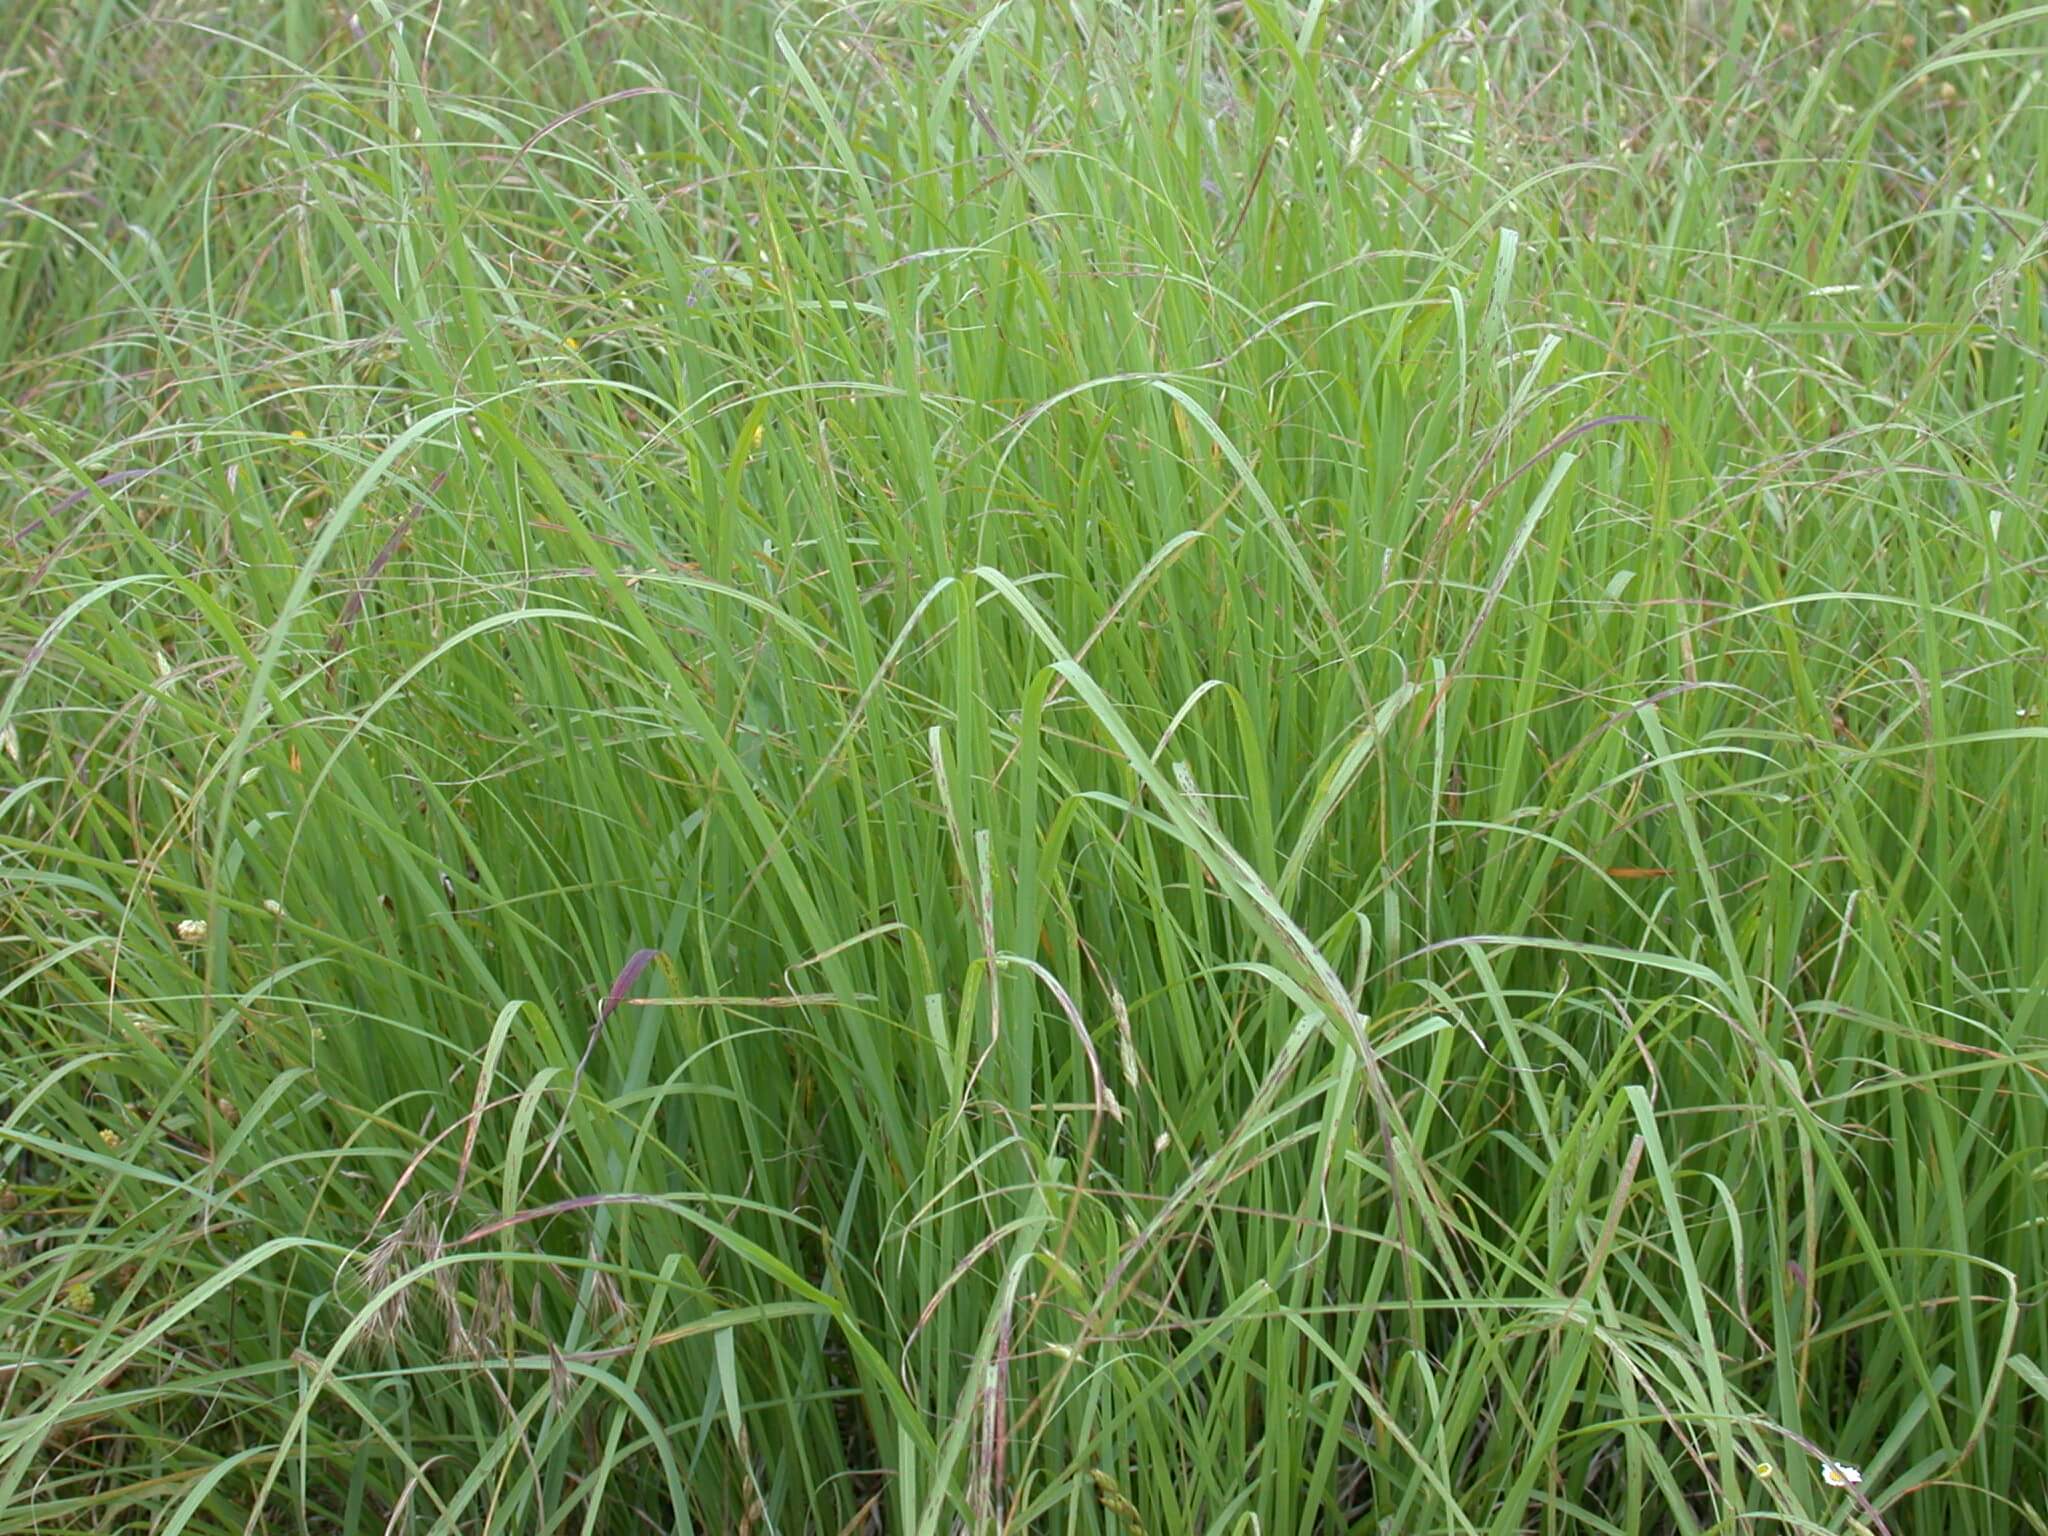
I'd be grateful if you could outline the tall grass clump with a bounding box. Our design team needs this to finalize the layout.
[3,0,2046,1530]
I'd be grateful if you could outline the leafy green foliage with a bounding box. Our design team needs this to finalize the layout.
[2,1,2045,1531]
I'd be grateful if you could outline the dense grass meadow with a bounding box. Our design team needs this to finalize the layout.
[5,0,2048,1530]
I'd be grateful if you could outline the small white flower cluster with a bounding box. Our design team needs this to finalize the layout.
[1818,1457,1863,1489]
